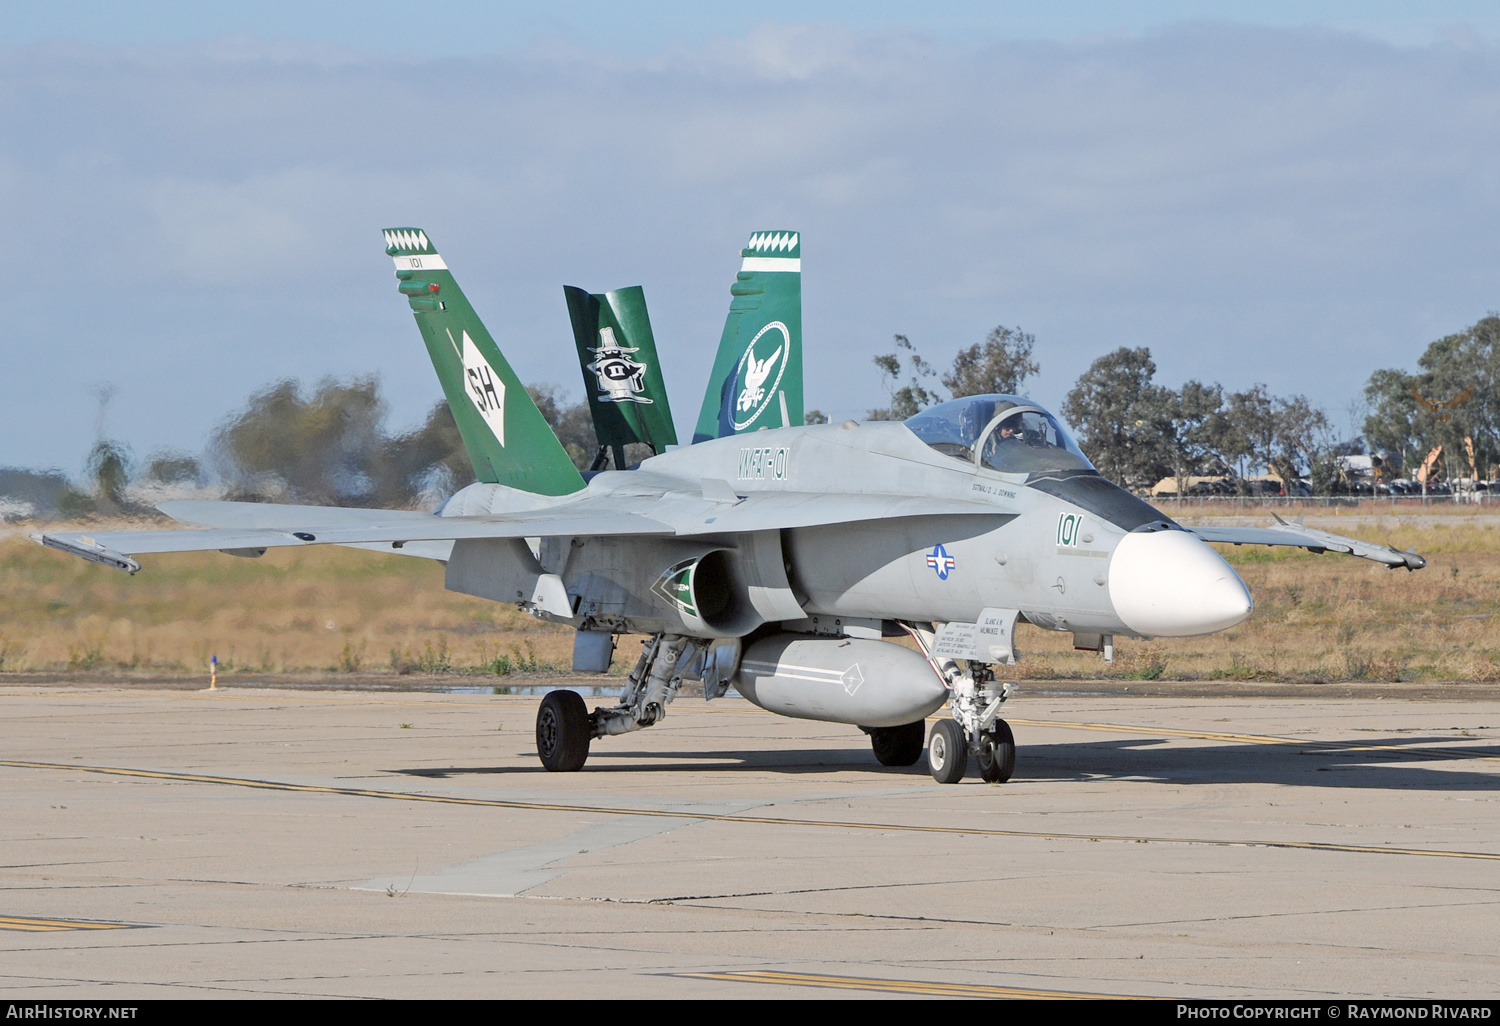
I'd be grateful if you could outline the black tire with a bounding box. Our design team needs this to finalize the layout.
[927,719,968,784]
[536,690,590,772]
[869,721,926,767]
[976,718,1016,783]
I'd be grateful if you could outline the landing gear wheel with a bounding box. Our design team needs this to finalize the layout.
[928,719,968,784]
[868,721,925,767]
[536,690,590,772]
[976,718,1016,783]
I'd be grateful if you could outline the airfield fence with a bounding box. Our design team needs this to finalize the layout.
[1143,493,1497,511]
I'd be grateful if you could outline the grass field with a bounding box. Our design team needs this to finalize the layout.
[1029,513,1500,683]
[3,507,1497,683]
[0,530,578,679]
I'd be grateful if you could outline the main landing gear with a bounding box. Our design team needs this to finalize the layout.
[535,632,715,772]
[864,721,926,767]
[535,690,590,772]
[928,660,1015,785]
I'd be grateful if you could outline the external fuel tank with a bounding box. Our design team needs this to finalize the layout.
[734,634,948,728]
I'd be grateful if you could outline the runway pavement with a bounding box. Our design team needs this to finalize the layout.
[1,682,1497,999]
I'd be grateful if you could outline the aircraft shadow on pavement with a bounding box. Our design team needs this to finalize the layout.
[388,748,916,778]
[1019,736,1500,791]
[387,735,1498,789]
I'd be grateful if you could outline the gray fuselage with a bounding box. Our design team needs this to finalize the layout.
[440,412,1252,642]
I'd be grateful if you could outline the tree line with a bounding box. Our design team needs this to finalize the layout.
[6,313,1495,518]
[871,314,1500,495]
[1362,315,1500,487]
[28,380,601,516]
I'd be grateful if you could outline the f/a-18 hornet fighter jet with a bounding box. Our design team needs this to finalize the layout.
[35,228,1426,784]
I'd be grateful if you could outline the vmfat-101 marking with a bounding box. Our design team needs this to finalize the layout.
[738,446,789,481]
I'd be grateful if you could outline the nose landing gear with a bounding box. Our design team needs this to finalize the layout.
[927,718,968,783]
[973,718,1016,783]
[927,661,1015,785]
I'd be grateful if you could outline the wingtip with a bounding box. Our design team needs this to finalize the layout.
[1389,544,1427,571]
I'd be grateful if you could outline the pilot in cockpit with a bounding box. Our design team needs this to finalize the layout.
[957,399,999,448]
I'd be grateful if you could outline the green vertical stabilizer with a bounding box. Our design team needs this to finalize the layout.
[692,230,803,443]
[563,285,678,467]
[382,228,585,496]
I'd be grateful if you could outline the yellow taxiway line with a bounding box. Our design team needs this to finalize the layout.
[4,759,1498,863]
[678,969,1131,998]
[0,915,135,932]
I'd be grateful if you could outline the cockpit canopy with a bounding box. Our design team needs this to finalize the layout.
[905,394,1094,474]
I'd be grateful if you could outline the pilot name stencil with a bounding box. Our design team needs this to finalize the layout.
[738,446,789,481]
[971,481,1017,500]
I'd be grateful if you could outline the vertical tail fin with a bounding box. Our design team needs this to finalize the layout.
[563,285,678,468]
[383,228,585,496]
[692,231,804,443]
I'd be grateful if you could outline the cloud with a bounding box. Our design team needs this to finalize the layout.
[150,172,320,282]
[2,23,1499,469]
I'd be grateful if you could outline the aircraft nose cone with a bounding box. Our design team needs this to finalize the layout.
[1107,529,1252,637]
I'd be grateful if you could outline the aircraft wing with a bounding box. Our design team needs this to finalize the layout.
[34,493,1013,574]
[32,509,675,574]
[1186,516,1426,570]
[159,493,1008,537]
[159,500,437,530]
[648,490,1008,534]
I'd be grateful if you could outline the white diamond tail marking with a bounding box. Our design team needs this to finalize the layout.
[461,331,506,446]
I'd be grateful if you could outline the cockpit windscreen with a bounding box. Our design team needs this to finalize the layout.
[905,395,1094,473]
[979,408,1093,473]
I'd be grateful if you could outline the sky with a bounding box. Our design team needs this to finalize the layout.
[3,3,1499,472]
